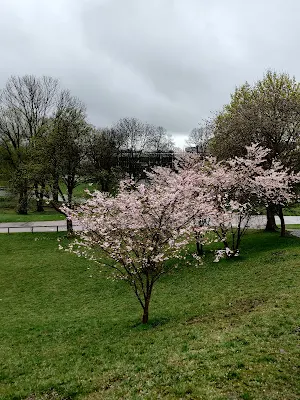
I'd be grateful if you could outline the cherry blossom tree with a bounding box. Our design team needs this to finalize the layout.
[182,144,300,259]
[62,167,212,323]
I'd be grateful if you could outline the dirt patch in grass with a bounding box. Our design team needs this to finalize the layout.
[186,297,265,325]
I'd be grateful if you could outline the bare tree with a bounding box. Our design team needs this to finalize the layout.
[2,75,58,140]
[186,124,212,155]
[146,126,175,152]
[0,75,59,214]
[113,117,148,151]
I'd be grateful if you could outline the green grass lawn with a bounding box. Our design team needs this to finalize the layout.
[0,208,65,223]
[286,224,300,230]
[0,232,300,399]
[0,195,64,223]
[59,182,93,199]
[0,192,66,223]
[0,183,92,223]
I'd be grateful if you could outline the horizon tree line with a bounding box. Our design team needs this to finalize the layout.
[0,75,177,216]
[1,70,300,234]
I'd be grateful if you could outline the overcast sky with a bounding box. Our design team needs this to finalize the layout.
[1,0,299,148]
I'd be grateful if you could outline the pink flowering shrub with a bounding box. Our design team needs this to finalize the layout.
[182,144,300,257]
[62,167,212,323]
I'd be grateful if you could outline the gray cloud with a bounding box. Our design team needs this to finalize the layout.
[0,0,300,147]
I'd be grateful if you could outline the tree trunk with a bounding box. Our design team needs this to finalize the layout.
[265,204,278,231]
[277,206,286,237]
[58,186,66,202]
[67,218,74,237]
[52,175,59,202]
[142,296,150,324]
[36,198,44,212]
[17,183,28,215]
[196,236,203,256]
[34,183,45,212]
[67,187,73,208]
[50,200,74,237]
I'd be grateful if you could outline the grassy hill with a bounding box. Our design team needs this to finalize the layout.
[0,231,299,399]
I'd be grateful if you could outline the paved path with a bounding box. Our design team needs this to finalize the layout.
[288,229,300,238]
[0,220,74,233]
[0,215,300,234]
[247,215,300,227]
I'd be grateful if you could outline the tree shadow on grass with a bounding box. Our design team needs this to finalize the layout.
[131,316,171,330]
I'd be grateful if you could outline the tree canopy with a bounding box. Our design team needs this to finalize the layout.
[211,70,300,169]
[210,70,300,231]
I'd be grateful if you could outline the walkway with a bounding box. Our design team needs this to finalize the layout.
[0,216,300,234]
[0,220,70,233]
